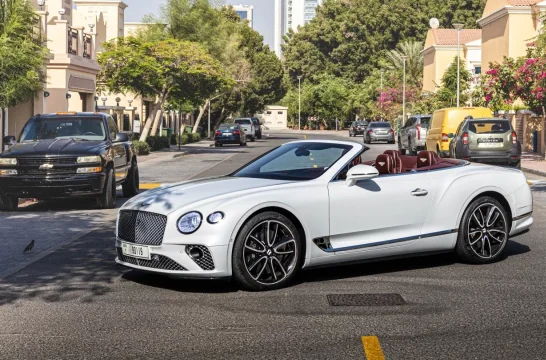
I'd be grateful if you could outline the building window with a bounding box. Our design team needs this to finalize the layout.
[474,66,482,75]
[267,111,272,114]
[278,111,283,114]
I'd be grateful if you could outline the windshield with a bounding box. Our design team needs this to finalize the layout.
[420,117,431,128]
[469,120,511,134]
[219,124,238,130]
[355,121,367,126]
[233,142,352,181]
[369,122,391,128]
[19,117,107,142]
[234,119,251,125]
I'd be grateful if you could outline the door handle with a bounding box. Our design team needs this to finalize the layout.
[411,188,428,196]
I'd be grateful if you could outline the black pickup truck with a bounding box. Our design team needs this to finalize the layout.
[0,112,139,211]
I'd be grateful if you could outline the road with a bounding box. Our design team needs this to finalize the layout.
[1,131,545,359]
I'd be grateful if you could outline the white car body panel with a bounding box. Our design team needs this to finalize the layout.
[115,140,533,279]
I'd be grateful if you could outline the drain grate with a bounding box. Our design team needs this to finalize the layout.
[327,293,406,306]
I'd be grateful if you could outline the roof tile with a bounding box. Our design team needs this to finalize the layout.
[431,29,482,46]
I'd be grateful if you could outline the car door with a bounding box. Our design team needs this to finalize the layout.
[328,172,433,251]
[107,117,127,181]
[450,122,465,158]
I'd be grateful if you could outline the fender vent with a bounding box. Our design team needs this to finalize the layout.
[313,237,332,251]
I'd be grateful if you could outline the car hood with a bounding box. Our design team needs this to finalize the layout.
[1,139,106,157]
[122,176,294,215]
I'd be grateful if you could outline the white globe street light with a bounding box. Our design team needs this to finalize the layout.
[37,0,45,10]
[58,8,66,20]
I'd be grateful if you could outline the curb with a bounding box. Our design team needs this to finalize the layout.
[522,166,546,177]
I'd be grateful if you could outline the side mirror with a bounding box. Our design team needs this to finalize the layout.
[346,165,379,187]
[113,132,129,142]
[3,136,16,146]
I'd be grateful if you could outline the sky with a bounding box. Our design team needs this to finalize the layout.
[123,0,276,50]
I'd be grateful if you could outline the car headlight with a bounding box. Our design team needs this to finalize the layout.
[0,169,17,176]
[77,155,101,163]
[207,212,224,224]
[177,212,202,234]
[0,158,17,165]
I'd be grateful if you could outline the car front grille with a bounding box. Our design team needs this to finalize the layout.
[117,210,167,246]
[18,157,78,166]
[116,248,187,271]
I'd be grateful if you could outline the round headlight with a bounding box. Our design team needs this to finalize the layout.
[177,212,202,234]
[207,212,224,224]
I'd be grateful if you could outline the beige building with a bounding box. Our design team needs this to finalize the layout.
[422,29,482,93]
[477,0,546,72]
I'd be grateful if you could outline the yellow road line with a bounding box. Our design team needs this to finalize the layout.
[362,336,385,360]
[304,135,307,139]
[139,183,162,190]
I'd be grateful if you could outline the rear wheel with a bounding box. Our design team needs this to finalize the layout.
[455,196,509,264]
[512,160,521,169]
[97,168,116,209]
[122,160,139,198]
[0,196,18,211]
[250,136,256,142]
[232,211,301,291]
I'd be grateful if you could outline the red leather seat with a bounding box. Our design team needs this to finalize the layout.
[375,154,394,174]
[416,150,438,168]
[383,150,402,173]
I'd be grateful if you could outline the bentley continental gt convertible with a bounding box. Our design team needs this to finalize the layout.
[115,141,533,290]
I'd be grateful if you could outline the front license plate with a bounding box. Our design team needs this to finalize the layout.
[121,242,150,260]
[478,142,503,148]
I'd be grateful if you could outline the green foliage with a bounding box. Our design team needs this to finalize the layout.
[437,57,472,106]
[384,41,424,87]
[0,0,49,108]
[145,136,170,151]
[171,132,201,145]
[133,140,151,155]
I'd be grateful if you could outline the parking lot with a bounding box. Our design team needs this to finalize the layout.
[1,131,546,359]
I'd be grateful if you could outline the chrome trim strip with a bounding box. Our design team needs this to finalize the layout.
[513,211,533,222]
[322,229,458,253]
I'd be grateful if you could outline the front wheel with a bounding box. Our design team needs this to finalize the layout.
[0,196,18,211]
[455,196,509,264]
[97,168,116,209]
[232,211,301,291]
[122,161,139,197]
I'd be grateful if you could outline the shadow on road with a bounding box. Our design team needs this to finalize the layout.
[122,271,237,294]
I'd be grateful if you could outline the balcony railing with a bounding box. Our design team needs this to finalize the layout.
[68,27,78,55]
[83,33,92,59]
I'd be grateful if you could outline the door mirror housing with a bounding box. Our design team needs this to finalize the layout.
[3,136,16,146]
[345,165,379,187]
[113,132,129,143]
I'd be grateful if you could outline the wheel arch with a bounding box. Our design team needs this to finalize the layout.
[456,189,513,230]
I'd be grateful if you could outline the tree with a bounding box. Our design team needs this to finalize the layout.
[0,0,49,110]
[437,57,472,106]
[384,41,424,87]
[98,37,231,141]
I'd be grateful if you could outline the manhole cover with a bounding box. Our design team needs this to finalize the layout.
[327,294,406,306]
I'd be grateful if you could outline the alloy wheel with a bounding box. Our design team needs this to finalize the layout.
[243,220,298,285]
[467,203,508,259]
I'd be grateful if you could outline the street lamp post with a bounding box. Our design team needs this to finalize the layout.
[454,23,464,108]
[401,55,408,126]
[297,75,302,130]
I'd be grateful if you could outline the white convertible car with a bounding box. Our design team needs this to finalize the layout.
[115,140,533,290]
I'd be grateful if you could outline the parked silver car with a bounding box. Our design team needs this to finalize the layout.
[364,121,395,144]
[398,114,431,155]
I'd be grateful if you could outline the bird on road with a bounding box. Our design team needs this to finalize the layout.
[23,240,35,253]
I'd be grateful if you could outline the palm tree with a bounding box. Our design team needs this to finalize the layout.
[385,41,424,87]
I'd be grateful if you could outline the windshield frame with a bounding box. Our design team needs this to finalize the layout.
[18,116,108,142]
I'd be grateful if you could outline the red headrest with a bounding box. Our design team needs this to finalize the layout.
[384,150,402,173]
[383,150,401,161]
[375,154,394,174]
[416,150,438,168]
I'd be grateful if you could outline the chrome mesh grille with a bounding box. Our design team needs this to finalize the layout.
[117,248,187,271]
[18,157,78,166]
[188,245,215,270]
[117,210,167,246]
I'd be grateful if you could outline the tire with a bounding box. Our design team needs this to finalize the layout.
[122,160,139,198]
[455,196,509,264]
[398,139,406,155]
[257,133,262,139]
[214,143,219,147]
[250,136,256,142]
[97,168,116,209]
[232,211,302,291]
[240,141,245,146]
[0,196,18,211]
[513,160,521,169]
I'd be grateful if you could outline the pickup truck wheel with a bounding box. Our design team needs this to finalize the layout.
[97,168,116,209]
[122,161,140,198]
[0,196,18,211]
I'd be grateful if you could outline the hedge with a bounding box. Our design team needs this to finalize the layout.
[145,136,170,151]
[170,133,201,146]
[133,140,150,155]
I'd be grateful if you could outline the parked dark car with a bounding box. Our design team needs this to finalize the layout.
[448,117,521,168]
[364,122,395,144]
[349,120,369,137]
[0,112,139,211]
[215,123,247,147]
[250,117,262,139]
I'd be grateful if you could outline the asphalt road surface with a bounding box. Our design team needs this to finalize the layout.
[1,131,545,360]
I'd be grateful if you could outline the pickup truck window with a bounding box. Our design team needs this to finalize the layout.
[19,116,107,142]
[234,119,252,125]
[107,117,117,140]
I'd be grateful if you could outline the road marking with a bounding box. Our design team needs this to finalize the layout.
[304,135,307,139]
[361,336,385,360]
[139,183,163,190]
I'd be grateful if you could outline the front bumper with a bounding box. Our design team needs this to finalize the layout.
[458,147,520,165]
[0,173,106,198]
[115,239,231,278]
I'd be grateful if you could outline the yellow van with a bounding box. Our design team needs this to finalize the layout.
[426,107,493,157]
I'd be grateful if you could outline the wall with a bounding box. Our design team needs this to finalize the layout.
[423,51,436,92]
[262,107,288,129]
[525,116,544,153]
[434,48,459,88]
[480,14,509,72]
[7,101,34,138]
[508,13,537,58]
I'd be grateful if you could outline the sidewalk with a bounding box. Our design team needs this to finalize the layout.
[521,158,546,177]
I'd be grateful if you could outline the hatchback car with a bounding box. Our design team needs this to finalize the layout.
[448,118,521,168]
[214,123,247,147]
[349,121,368,137]
[364,122,395,144]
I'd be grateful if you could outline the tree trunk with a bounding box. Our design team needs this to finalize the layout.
[150,89,170,137]
[192,99,209,133]
[139,102,160,142]
[211,106,226,130]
